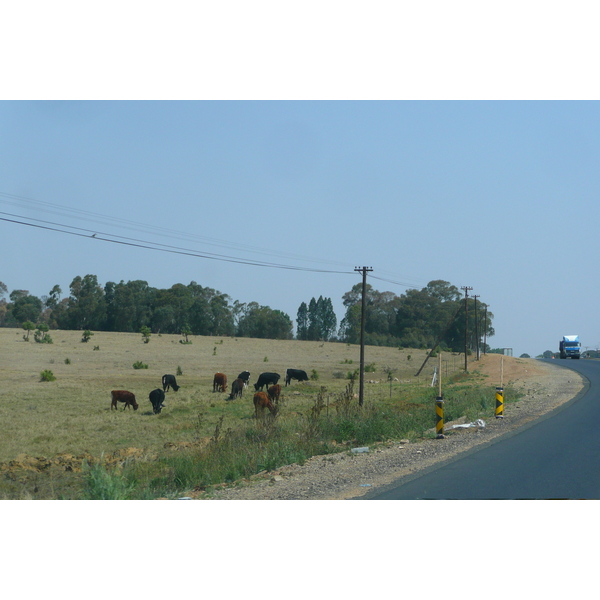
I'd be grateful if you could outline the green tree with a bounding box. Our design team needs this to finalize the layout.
[140,325,151,343]
[296,301,308,340]
[11,293,43,325]
[105,280,155,333]
[302,296,337,341]
[34,323,53,344]
[22,320,36,341]
[63,275,106,330]
[236,302,293,340]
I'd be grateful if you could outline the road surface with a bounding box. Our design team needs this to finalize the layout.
[364,359,600,499]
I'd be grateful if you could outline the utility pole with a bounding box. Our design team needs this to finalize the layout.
[461,286,473,372]
[355,266,373,407]
[473,295,480,361]
[483,306,487,355]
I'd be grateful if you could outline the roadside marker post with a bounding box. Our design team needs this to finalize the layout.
[495,356,504,418]
[435,352,445,439]
[495,387,504,418]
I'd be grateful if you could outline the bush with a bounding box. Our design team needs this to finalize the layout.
[40,369,56,382]
[64,358,71,365]
[140,326,151,344]
[133,361,148,370]
[81,330,94,343]
[176,365,183,376]
[34,324,53,344]
[310,369,319,381]
[83,460,134,500]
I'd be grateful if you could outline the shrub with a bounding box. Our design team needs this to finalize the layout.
[176,365,183,376]
[364,362,377,373]
[34,324,53,344]
[40,369,56,382]
[310,369,319,381]
[81,330,94,343]
[93,345,100,351]
[64,358,71,365]
[133,361,148,370]
[140,326,151,344]
[83,460,134,500]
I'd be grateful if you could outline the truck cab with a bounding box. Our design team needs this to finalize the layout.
[559,335,581,359]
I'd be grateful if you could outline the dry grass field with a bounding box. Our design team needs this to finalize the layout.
[0,327,464,471]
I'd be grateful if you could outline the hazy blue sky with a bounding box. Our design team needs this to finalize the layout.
[1,100,599,357]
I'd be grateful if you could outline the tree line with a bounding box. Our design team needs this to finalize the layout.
[0,276,494,351]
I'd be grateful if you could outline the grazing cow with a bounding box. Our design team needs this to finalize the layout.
[267,384,281,404]
[162,374,180,392]
[110,390,139,411]
[253,391,278,419]
[149,388,166,414]
[237,371,251,388]
[228,378,244,401]
[213,372,227,392]
[285,368,309,386]
[253,372,280,391]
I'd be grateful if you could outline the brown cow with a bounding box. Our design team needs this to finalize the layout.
[253,391,278,419]
[228,378,244,401]
[213,372,227,392]
[110,390,139,411]
[267,384,281,404]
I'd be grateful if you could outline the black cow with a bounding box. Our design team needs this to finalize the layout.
[254,372,280,391]
[285,368,309,386]
[237,371,251,388]
[149,388,166,414]
[228,378,244,401]
[162,374,180,392]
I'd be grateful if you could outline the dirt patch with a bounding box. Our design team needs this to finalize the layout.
[0,446,153,475]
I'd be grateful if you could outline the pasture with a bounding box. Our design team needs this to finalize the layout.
[0,328,452,459]
[0,327,477,498]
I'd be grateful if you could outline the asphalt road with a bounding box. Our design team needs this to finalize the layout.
[363,359,600,500]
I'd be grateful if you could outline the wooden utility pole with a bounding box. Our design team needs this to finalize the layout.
[461,286,473,372]
[473,295,480,360]
[355,266,373,407]
[483,306,488,355]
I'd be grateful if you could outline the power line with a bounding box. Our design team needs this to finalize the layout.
[0,192,424,288]
[0,191,353,270]
[0,213,355,274]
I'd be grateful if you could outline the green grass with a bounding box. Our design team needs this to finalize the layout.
[0,327,523,499]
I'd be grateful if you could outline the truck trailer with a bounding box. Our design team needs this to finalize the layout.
[559,335,581,359]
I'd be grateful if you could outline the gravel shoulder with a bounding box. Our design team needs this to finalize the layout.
[196,357,585,500]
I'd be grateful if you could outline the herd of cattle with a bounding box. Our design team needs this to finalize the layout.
[110,368,310,418]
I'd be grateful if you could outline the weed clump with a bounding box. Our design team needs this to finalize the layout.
[40,370,56,382]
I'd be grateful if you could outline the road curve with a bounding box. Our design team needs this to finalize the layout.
[363,359,600,500]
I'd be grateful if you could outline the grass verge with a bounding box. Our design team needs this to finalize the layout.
[99,377,521,499]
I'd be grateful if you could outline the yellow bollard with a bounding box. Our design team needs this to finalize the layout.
[495,386,504,418]
[435,396,445,438]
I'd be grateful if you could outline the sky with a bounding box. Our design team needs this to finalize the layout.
[2,100,599,357]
